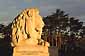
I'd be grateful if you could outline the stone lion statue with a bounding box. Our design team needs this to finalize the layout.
[11,8,45,47]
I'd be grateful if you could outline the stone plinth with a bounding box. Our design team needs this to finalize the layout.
[13,45,49,56]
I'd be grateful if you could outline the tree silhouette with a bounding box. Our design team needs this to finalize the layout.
[0,24,5,33]
[43,9,69,47]
[43,9,84,48]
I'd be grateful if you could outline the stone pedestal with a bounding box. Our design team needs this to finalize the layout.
[13,45,49,56]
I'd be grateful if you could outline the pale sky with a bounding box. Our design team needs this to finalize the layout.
[0,0,85,25]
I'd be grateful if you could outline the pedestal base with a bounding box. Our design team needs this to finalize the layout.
[13,45,49,56]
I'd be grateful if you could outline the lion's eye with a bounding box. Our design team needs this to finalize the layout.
[35,28,39,32]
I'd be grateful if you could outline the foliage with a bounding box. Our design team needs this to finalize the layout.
[43,9,84,38]
[43,9,85,48]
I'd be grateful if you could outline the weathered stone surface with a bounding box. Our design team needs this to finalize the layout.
[13,45,49,56]
[11,8,49,56]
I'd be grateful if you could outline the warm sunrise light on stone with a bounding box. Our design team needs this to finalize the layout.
[11,8,49,56]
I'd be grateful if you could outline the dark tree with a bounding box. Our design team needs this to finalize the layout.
[43,9,84,47]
